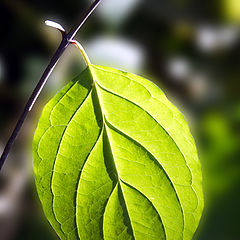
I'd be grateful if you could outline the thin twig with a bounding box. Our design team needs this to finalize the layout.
[0,0,103,170]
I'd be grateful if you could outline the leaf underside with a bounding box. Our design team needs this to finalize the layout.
[33,65,203,240]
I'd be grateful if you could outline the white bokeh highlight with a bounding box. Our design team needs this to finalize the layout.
[96,0,141,26]
[85,36,144,73]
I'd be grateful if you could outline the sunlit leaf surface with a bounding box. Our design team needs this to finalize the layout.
[33,65,203,240]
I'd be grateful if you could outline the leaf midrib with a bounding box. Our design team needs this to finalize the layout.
[90,71,167,239]
[88,77,136,239]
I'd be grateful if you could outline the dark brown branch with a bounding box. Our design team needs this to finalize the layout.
[0,0,103,170]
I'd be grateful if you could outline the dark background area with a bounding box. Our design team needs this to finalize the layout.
[0,0,240,239]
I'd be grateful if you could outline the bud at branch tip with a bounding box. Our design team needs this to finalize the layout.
[45,20,66,34]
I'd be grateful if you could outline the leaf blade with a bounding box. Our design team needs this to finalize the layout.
[91,65,203,238]
[33,65,203,240]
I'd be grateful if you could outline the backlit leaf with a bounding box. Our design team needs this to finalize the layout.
[33,64,203,240]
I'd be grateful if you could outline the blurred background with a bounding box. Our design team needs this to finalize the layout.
[0,0,240,239]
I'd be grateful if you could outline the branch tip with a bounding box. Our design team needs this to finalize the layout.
[45,20,66,33]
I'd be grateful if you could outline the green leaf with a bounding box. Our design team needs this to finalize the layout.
[33,64,203,240]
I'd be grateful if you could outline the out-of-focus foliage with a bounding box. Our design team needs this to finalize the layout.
[200,109,240,201]
[222,0,240,23]
[0,0,240,239]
